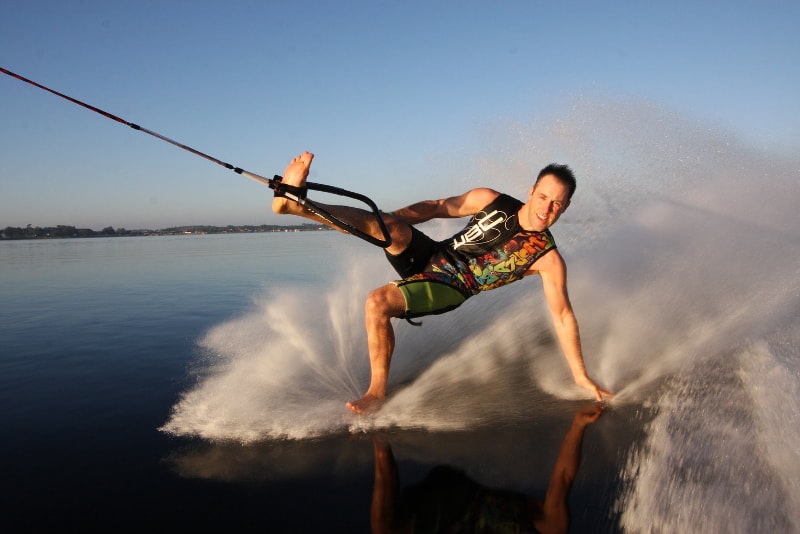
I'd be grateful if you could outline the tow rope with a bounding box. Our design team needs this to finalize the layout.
[1,66,392,248]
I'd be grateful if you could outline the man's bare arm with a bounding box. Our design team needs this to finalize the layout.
[536,405,604,534]
[536,251,613,401]
[390,188,499,225]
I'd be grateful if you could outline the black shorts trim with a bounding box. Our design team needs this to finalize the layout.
[384,226,437,278]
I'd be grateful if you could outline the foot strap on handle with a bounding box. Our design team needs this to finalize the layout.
[269,175,392,249]
[271,176,307,202]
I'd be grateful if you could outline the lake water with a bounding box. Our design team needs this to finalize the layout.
[3,103,800,532]
[0,232,625,532]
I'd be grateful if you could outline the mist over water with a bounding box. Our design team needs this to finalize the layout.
[161,99,800,531]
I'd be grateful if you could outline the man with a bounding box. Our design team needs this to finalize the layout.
[273,152,612,413]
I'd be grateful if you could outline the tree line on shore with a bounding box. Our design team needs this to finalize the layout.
[1,223,329,240]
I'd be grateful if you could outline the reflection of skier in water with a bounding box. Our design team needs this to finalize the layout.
[370,405,604,534]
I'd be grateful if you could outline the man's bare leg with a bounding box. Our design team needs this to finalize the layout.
[272,152,412,255]
[274,153,416,413]
[346,283,407,414]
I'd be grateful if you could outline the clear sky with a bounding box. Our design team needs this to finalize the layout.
[2,0,798,230]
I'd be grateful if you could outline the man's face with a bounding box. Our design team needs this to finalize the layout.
[525,174,571,231]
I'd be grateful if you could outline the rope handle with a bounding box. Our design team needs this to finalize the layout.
[270,176,393,249]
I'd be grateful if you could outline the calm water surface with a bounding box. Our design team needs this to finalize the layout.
[4,208,797,533]
[0,233,626,532]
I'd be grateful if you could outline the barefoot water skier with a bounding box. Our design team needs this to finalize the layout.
[0,68,610,412]
[273,152,613,413]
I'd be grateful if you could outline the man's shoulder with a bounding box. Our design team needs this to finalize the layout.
[468,187,502,205]
[469,189,529,214]
[453,188,503,215]
[527,247,565,276]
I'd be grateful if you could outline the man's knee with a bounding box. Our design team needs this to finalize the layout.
[381,215,414,254]
[365,285,406,319]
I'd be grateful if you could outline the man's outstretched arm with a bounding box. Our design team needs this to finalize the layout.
[536,405,604,534]
[537,251,613,401]
[390,188,499,225]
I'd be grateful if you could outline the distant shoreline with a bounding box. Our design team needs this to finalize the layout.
[0,223,331,240]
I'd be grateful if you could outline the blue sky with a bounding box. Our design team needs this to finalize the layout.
[2,0,798,229]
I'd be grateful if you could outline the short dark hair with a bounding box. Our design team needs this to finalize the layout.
[535,163,576,200]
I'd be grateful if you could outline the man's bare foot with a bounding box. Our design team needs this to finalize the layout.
[346,394,384,414]
[272,151,314,214]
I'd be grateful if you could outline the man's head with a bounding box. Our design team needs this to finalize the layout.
[535,163,576,201]
[522,163,576,232]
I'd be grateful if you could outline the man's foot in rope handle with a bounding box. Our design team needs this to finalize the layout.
[272,151,313,214]
[271,177,308,203]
